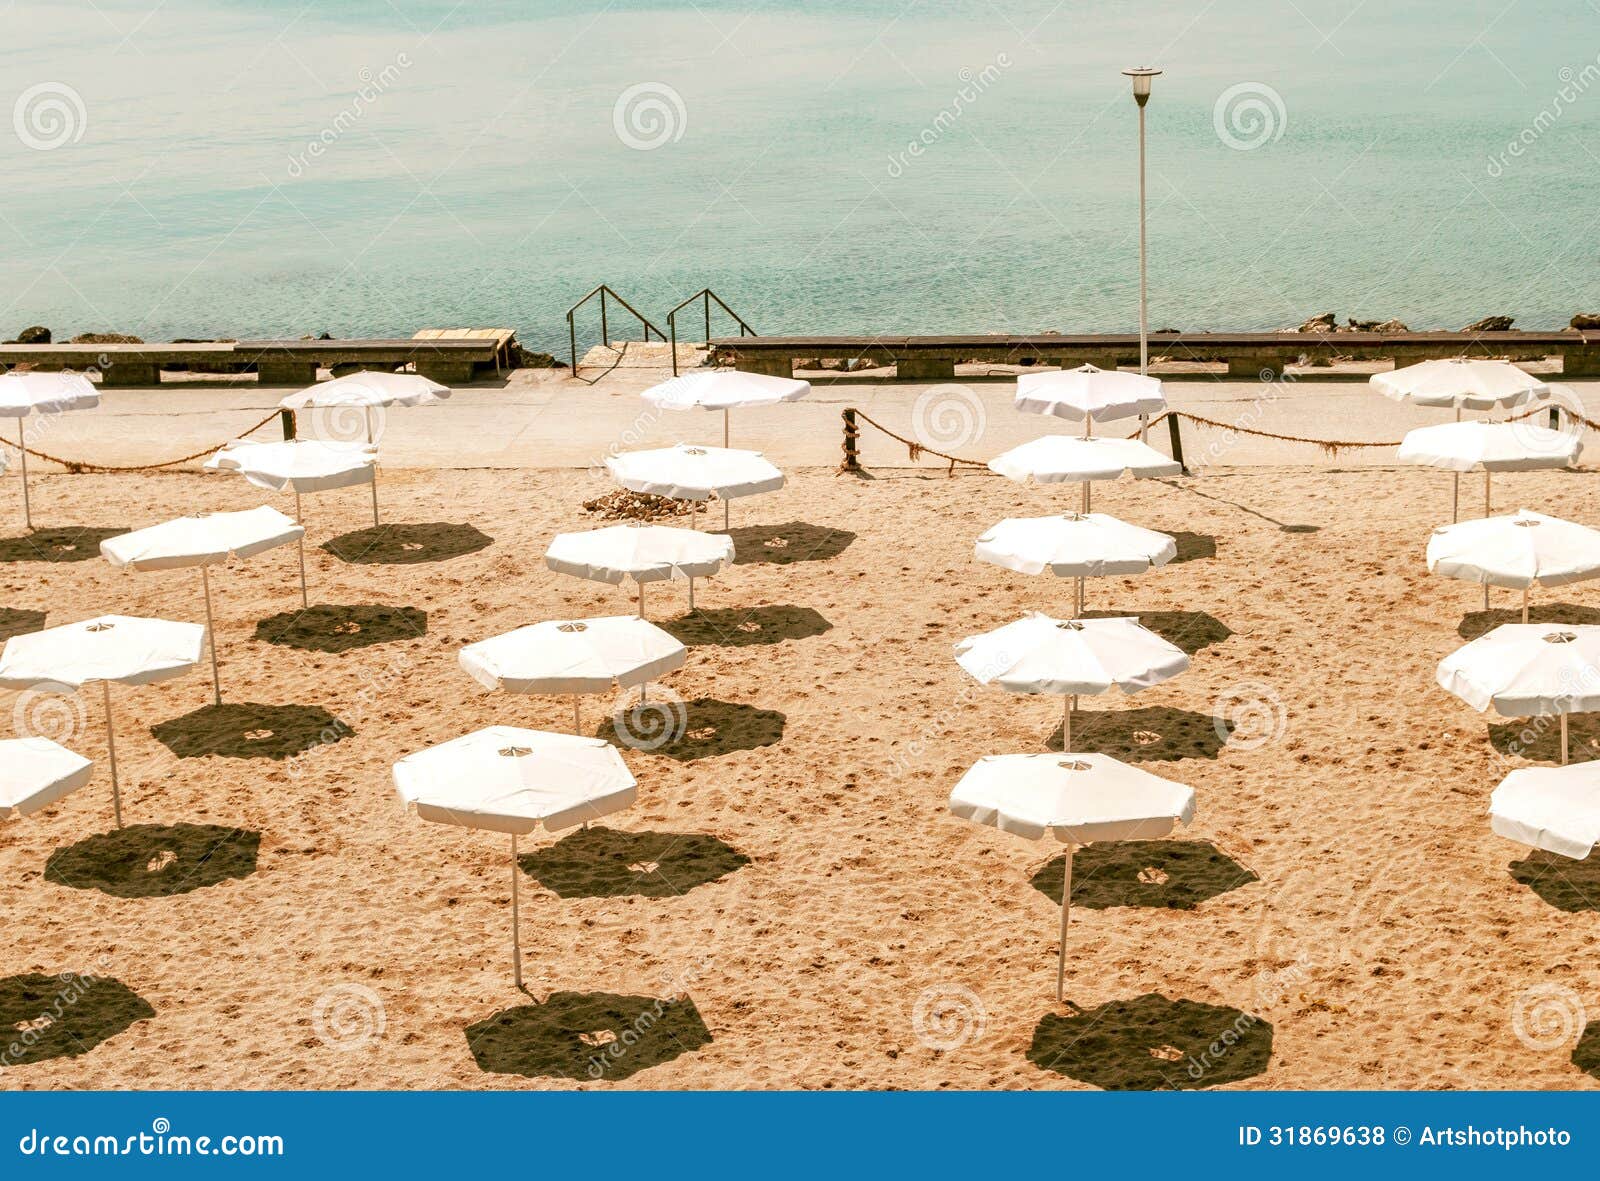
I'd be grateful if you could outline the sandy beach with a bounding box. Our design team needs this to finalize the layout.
[2,368,1598,1090]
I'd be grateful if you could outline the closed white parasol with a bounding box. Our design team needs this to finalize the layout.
[950,751,1196,999]
[0,615,205,825]
[606,443,784,530]
[640,370,810,447]
[976,511,1177,615]
[102,507,306,701]
[990,434,1181,513]
[393,726,637,987]
[0,737,94,820]
[460,615,687,735]
[1015,365,1165,430]
[955,613,1188,751]
[206,437,381,528]
[1489,761,1600,860]
[1427,511,1600,621]
[545,523,735,616]
[1437,623,1600,764]
[0,371,100,528]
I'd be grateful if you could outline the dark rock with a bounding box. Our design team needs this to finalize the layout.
[15,326,50,344]
[1373,318,1409,333]
[1293,312,1336,333]
[510,344,565,369]
[70,332,143,344]
[1462,315,1514,333]
[1572,313,1600,331]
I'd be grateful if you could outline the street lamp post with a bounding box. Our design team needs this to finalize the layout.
[1123,66,1160,443]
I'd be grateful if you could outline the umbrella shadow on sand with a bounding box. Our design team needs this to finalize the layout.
[660,605,832,648]
[1573,1022,1600,1080]
[0,607,46,641]
[600,698,785,762]
[1027,993,1273,1090]
[520,826,750,898]
[254,604,427,653]
[1167,531,1216,564]
[1052,704,1229,762]
[1486,714,1600,765]
[322,522,492,565]
[465,990,713,1081]
[1457,602,1600,641]
[0,972,154,1065]
[1508,850,1600,912]
[1030,840,1258,911]
[728,521,855,566]
[44,823,261,898]
[1081,609,1231,656]
[0,527,128,564]
[151,703,351,760]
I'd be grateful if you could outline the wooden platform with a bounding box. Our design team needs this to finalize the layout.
[712,330,1600,380]
[0,335,515,387]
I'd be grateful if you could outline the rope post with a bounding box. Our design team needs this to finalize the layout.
[1165,412,1185,471]
[841,408,862,472]
[279,409,296,441]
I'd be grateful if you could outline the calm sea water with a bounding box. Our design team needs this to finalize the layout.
[4,0,1597,357]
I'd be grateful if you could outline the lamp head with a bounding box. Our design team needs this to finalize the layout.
[1122,66,1161,106]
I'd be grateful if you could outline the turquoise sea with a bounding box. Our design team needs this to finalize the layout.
[4,0,1597,357]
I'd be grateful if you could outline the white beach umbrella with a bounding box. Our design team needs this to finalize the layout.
[206,437,382,528]
[606,443,785,531]
[393,725,637,988]
[1015,365,1165,435]
[956,613,1188,752]
[0,615,205,825]
[1427,510,1600,621]
[640,370,810,447]
[0,737,93,820]
[976,511,1177,615]
[1372,358,1547,410]
[460,615,687,734]
[950,751,1196,999]
[1437,624,1600,764]
[990,435,1181,512]
[545,523,735,615]
[101,507,307,701]
[0,371,100,528]
[1489,761,1600,860]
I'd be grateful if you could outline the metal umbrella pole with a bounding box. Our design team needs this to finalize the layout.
[1056,844,1076,1002]
[510,833,523,989]
[101,681,122,828]
[17,417,31,530]
[293,492,309,607]
[201,566,222,705]
[366,407,381,527]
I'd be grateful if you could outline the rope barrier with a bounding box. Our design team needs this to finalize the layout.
[0,410,281,474]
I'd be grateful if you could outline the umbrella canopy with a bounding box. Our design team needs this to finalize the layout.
[393,725,637,987]
[0,615,205,826]
[0,371,100,528]
[0,737,93,820]
[1014,365,1166,426]
[281,370,451,410]
[949,751,1195,999]
[976,513,1177,578]
[1438,623,1600,763]
[460,616,686,734]
[989,435,1180,510]
[1397,421,1580,473]
[1371,358,1547,410]
[545,524,735,616]
[1427,511,1600,621]
[0,371,99,417]
[101,507,303,571]
[102,507,307,704]
[641,370,809,413]
[1489,761,1600,860]
[206,438,376,493]
[607,443,784,529]
[957,613,1188,696]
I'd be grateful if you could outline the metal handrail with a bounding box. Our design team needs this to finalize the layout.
[666,288,756,375]
[566,284,666,372]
